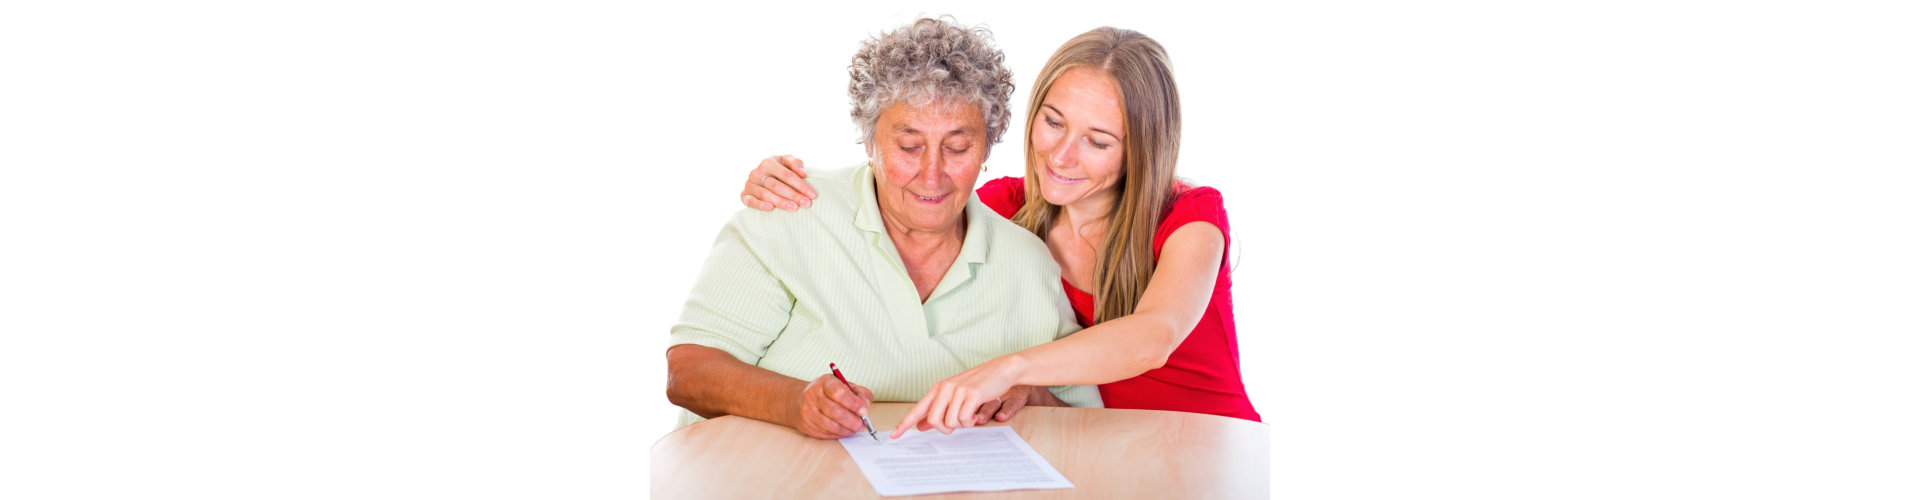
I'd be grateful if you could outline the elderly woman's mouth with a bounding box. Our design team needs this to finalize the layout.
[912,193,951,204]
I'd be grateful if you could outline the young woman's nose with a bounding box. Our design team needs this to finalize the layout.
[1048,135,1077,169]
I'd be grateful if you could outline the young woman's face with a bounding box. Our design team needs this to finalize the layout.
[1030,67,1126,209]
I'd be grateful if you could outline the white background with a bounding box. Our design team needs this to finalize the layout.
[3,1,1915,498]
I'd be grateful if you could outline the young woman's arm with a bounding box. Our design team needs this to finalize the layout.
[892,222,1226,436]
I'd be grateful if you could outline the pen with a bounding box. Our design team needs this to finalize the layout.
[829,362,879,442]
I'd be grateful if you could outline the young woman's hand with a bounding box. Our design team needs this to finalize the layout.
[890,355,1032,437]
[740,155,818,212]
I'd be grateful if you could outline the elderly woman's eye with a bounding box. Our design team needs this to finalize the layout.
[946,146,970,154]
[900,145,921,153]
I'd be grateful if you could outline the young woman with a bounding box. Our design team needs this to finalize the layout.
[740,27,1260,434]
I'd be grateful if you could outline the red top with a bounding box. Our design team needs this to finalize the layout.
[976,176,1261,422]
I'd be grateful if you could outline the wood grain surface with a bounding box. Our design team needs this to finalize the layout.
[651,403,1269,499]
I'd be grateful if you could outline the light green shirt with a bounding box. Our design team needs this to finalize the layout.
[669,164,1100,426]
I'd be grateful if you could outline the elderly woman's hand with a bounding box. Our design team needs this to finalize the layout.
[890,356,1050,437]
[971,385,1061,425]
[741,155,818,212]
[795,373,874,440]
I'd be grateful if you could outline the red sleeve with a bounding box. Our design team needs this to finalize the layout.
[1152,185,1230,267]
[974,176,1028,219]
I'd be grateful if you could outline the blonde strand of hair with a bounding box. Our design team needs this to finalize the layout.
[1013,27,1180,325]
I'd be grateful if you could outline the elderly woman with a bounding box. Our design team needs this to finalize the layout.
[665,17,1101,440]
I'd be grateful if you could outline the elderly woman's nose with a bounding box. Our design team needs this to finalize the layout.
[919,158,944,187]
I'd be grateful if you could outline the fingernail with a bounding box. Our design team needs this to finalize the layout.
[783,203,796,211]
[858,408,867,417]
[799,199,810,207]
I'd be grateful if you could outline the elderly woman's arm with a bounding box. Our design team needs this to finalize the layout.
[666,344,874,439]
[666,345,803,420]
[668,210,877,439]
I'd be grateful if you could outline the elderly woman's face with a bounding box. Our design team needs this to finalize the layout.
[1030,67,1127,209]
[871,101,987,235]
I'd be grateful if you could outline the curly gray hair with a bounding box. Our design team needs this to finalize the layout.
[848,17,1015,151]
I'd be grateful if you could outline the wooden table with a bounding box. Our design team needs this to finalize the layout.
[651,403,1269,499]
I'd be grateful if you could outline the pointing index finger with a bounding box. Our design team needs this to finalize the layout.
[891,398,931,439]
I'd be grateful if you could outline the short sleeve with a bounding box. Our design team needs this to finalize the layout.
[1153,185,1230,265]
[668,212,795,364]
[974,176,1028,219]
[1049,384,1104,408]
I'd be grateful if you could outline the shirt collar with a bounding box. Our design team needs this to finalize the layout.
[853,163,991,266]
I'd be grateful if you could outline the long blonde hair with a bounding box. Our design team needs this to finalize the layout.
[1010,27,1181,324]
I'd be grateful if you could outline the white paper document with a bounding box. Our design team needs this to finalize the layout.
[838,426,1073,496]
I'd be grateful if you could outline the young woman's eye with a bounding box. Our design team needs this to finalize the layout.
[1089,138,1110,150]
[1044,117,1062,128]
